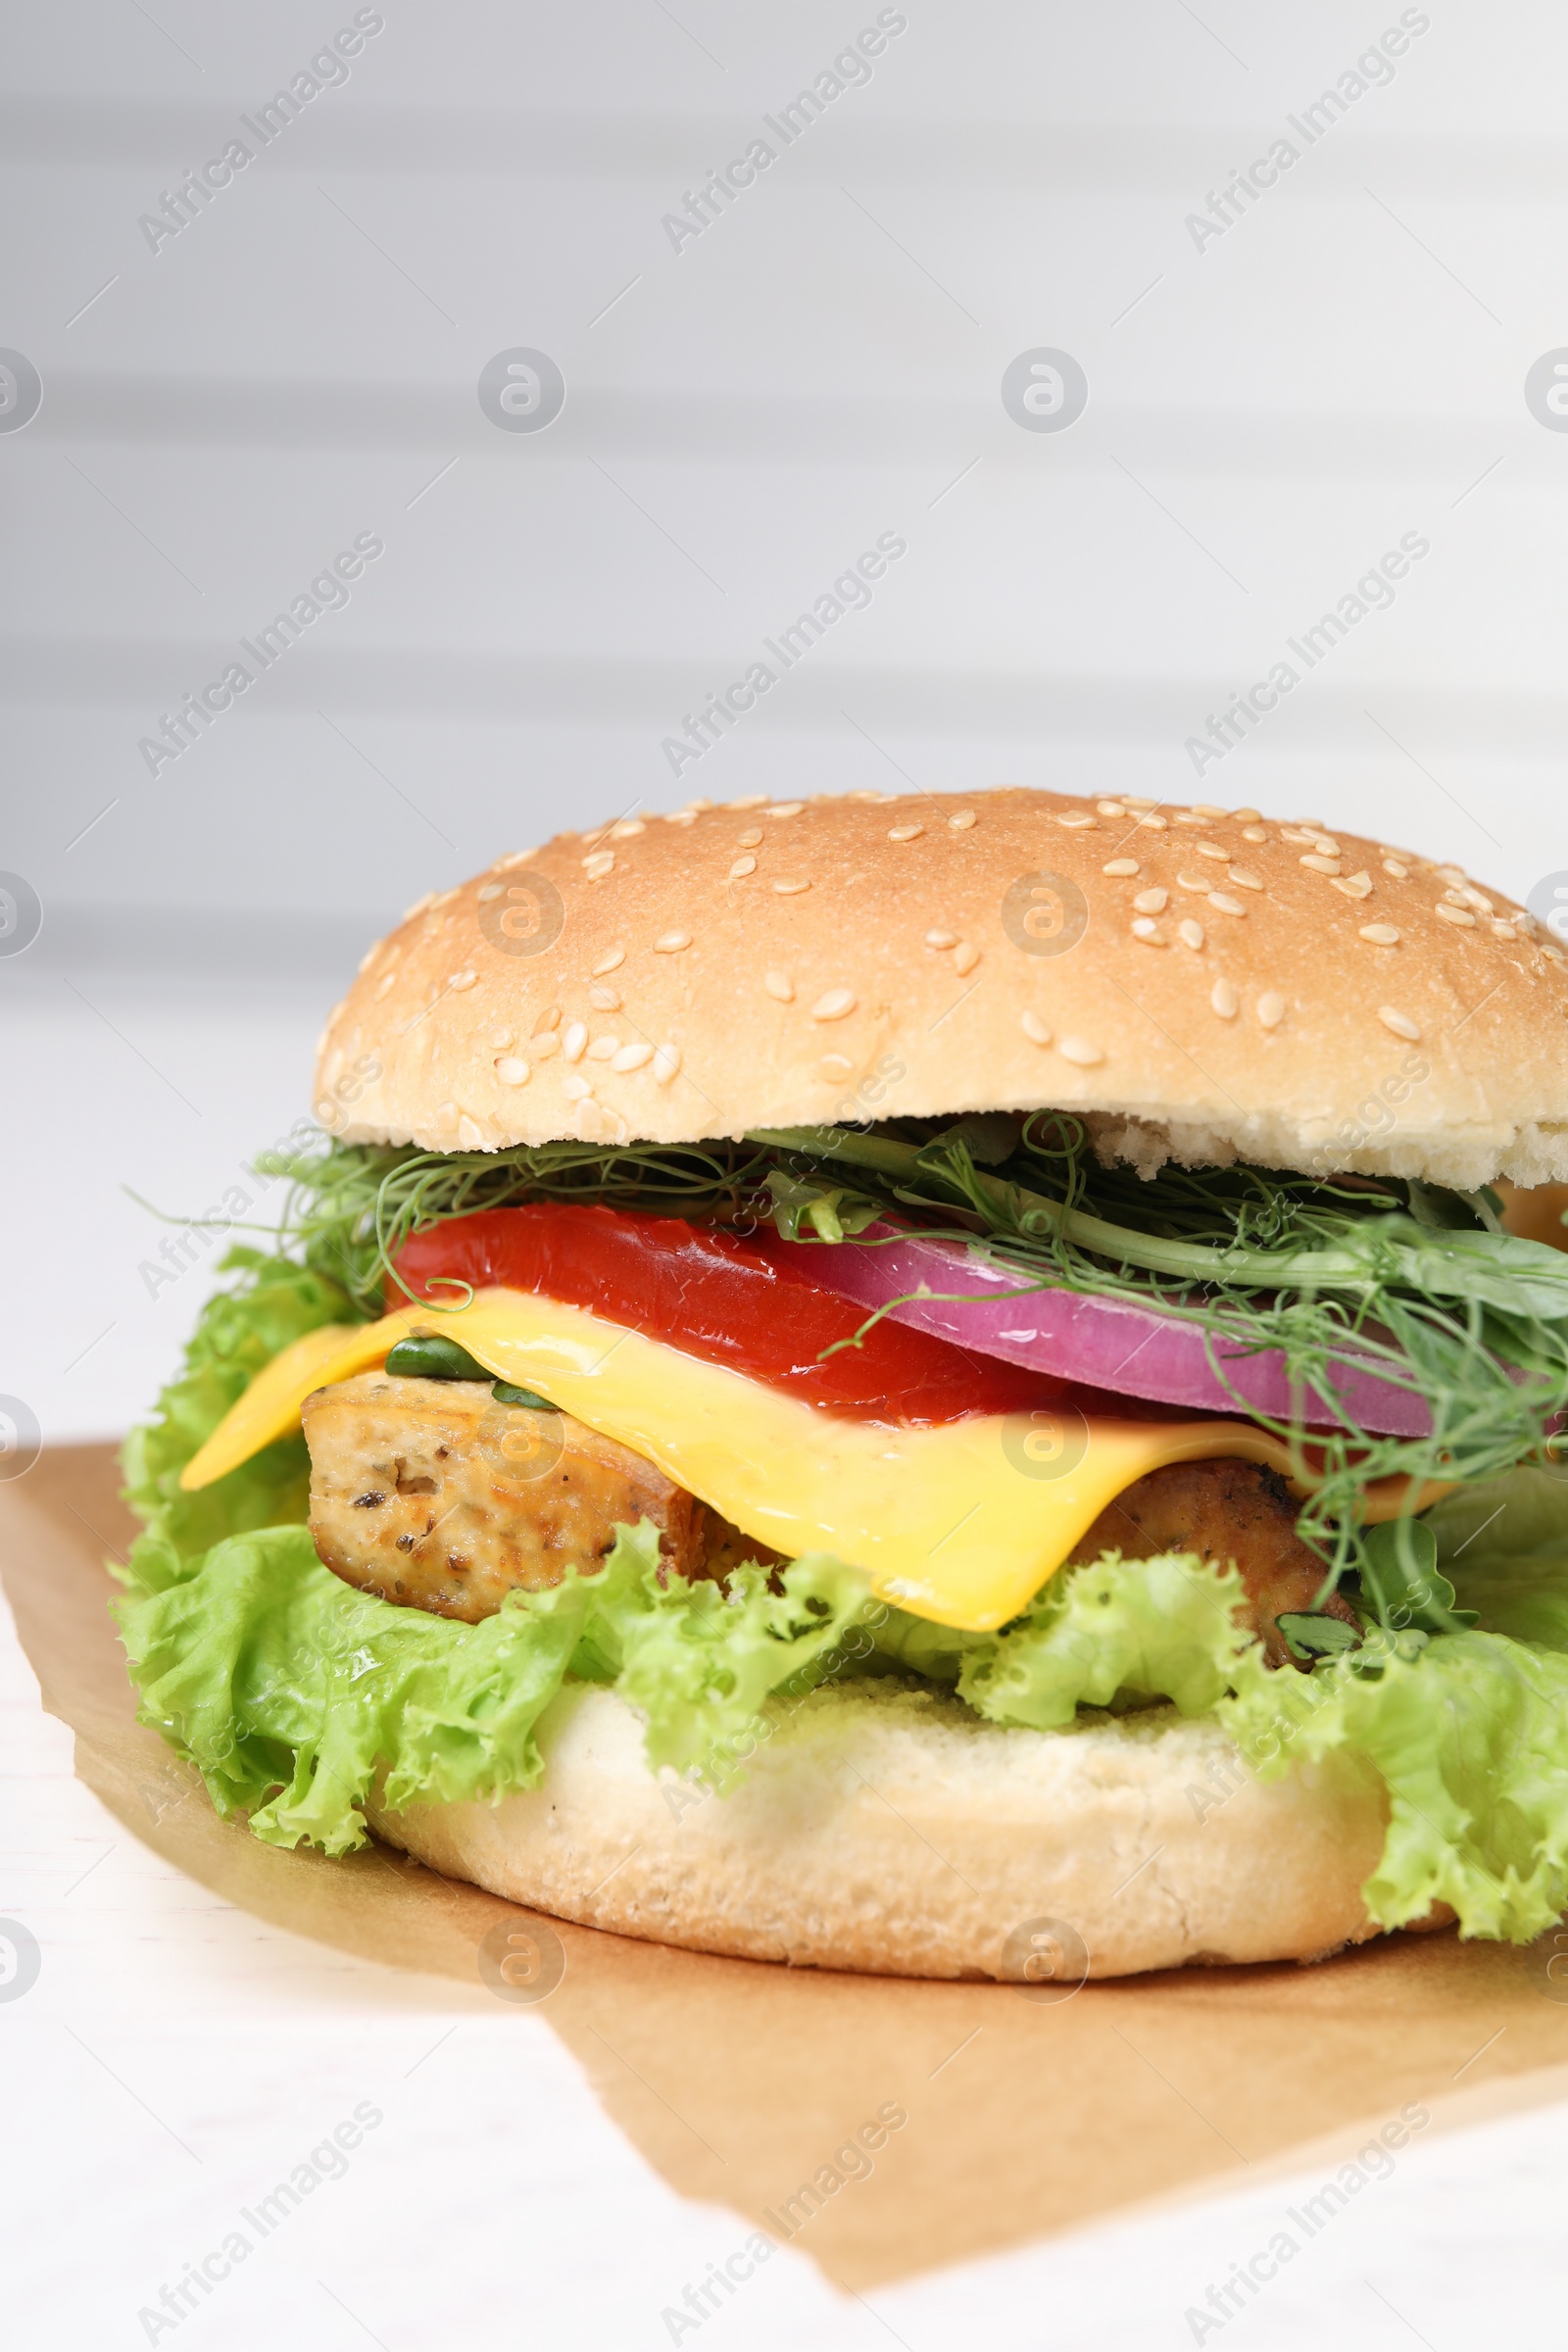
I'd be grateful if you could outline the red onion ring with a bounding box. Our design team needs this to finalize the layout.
[770,1225,1434,1439]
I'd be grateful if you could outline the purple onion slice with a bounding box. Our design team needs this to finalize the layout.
[771,1225,1433,1438]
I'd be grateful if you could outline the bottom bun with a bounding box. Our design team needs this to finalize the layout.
[368,1678,1397,1980]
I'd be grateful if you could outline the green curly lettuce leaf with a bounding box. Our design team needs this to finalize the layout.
[1222,1622,1568,1942]
[117,1517,874,1854]
[950,1551,1270,1729]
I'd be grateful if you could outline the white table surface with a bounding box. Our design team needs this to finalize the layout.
[6,974,1568,2351]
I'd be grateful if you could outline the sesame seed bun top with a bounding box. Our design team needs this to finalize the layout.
[317,787,1568,1190]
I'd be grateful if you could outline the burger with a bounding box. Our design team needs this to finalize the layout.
[118,787,1568,1981]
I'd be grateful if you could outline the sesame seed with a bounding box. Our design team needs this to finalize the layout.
[1102,858,1140,877]
[1300,854,1342,876]
[1097,800,1126,817]
[763,969,795,1003]
[403,893,435,920]
[534,1004,563,1032]
[1436,863,1466,884]
[729,856,758,879]
[888,823,924,843]
[1493,920,1518,940]
[818,1054,853,1081]
[530,1031,562,1060]
[580,826,609,848]
[373,971,396,999]
[1193,804,1227,819]
[663,809,698,827]
[477,883,506,903]
[1241,825,1269,844]
[1256,992,1286,1030]
[925,929,957,950]
[1543,944,1567,964]
[1196,843,1229,861]
[736,827,764,849]
[583,851,615,881]
[1226,867,1264,892]
[1021,1009,1052,1045]
[431,887,461,909]
[948,810,977,830]
[1176,869,1211,893]
[610,816,646,839]
[772,879,810,896]
[562,1022,588,1063]
[1178,918,1205,951]
[654,929,692,951]
[727,795,767,809]
[1055,813,1098,830]
[768,801,805,819]
[562,1074,594,1102]
[495,850,539,869]
[448,969,476,991]
[612,1042,655,1072]
[587,1035,617,1060]
[1133,887,1169,914]
[1207,893,1247,917]
[811,988,858,1022]
[1131,918,1165,945]
[489,1029,514,1049]
[1436,903,1477,927]
[1123,796,1156,811]
[1230,808,1262,824]
[588,984,622,1010]
[1378,1006,1421,1041]
[653,1042,682,1085]
[1332,871,1374,900]
[592,949,626,975]
[495,1056,531,1086]
[1173,811,1206,826]
[953,941,981,975]
[1134,812,1168,830]
[1359,924,1401,946]
[1210,978,1239,1019]
[458,1116,484,1151]
[435,1102,459,1132]
[1057,1036,1104,1067]
[1382,858,1409,879]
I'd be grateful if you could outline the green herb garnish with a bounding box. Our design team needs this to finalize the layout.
[383,1335,493,1382]
[1277,1612,1363,1661]
[491,1382,555,1410]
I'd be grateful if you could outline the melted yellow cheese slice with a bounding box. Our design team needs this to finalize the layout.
[180,1288,1439,1632]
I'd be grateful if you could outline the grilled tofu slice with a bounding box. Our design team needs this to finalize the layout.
[304,1371,715,1624]
[1068,1457,1358,1668]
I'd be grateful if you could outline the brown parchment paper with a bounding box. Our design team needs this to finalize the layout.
[8,1444,1568,2291]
